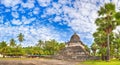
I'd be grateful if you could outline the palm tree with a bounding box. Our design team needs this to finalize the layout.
[93,31,107,46]
[0,41,8,58]
[37,40,44,48]
[114,31,120,58]
[93,31,107,60]
[17,33,24,45]
[9,38,16,47]
[0,41,7,49]
[91,43,98,56]
[95,3,120,61]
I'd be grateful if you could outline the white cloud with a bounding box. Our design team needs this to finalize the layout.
[45,7,56,15]
[117,26,120,31]
[37,0,51,7]
[33,7,40,14]
[18,7,26,14]
[22,16,36,25]
[1,0,21,7]
[112,0,120,11]
[113,26,120,33]
[68,19,96,34]
[0,24,62,46]
[12,11,19,18]
[41,2,62,17]
[52,2,61,9]
[58,0,71,5]
[54,16,61,22]
[11,19,22,25]
[21,0,35,8]
[41,0,120,45]
[12,5,19,11]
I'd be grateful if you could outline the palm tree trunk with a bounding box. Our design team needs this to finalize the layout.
[107,33,110,61]
[93,51,96,56]
[101,54,105,60]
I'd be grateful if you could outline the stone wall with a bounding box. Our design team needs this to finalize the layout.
[53,55,100,61]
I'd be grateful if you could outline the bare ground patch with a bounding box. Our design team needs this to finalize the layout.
[0,58,79,65]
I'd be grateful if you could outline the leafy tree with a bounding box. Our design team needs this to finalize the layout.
[17,33,24,45]
[36,40,44,48]
[91,42,98,56]
[95,3,120,61]
[114,31,120,58]
[0,41,9,57]
[93,31,107,48]
[9,38,16,47]
[58,43,65,50]
[84,45,90,55]
[93,31,107,60]
[23,46,33,55]
[44,40,58,55]
[0,41,7,48]
[43,39,65,55]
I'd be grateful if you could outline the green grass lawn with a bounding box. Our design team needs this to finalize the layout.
[78,60,120,65]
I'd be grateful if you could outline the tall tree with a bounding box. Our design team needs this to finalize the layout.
[17,33,24,45]
[93,31,107,60]
[9,38,16,47]
[91,42,98,56]
[43,39,65,55]
[95,3,120,61]
[0,41,9,58]
[0,41,7,49]
[36,40,44,48]
[114,31,120,58]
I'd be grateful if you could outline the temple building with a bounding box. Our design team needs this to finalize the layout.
[66,33,85,48]
[56,33,89,61]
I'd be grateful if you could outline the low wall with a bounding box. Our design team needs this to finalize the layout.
[52,55,101,61]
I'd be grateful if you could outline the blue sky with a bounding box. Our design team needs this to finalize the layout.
[0,0,120,46]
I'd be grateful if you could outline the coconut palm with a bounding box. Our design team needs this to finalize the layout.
[0,41,9,58]
[37,40,44,48]
[91,42,98,56]
[95,3,120,61]
[93,31,107,60]
[9,38,16,47]
[17,33,24,45]
[0,41,7,49]
[114,31,120,58]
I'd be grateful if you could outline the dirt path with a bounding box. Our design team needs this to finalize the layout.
[0,59,79,65]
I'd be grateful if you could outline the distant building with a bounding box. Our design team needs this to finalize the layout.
[56,33,89,61]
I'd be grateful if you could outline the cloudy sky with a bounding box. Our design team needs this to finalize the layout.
[0,0,120,46]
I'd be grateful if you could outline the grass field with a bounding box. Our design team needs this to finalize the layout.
[78,60,120,65]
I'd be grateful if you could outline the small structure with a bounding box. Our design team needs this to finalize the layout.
[56,33,89,61]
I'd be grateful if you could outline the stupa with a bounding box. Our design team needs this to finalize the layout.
[56,33,89,61]
[66,32,85,48]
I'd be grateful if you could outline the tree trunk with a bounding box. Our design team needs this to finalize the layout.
[106,33,110,61]
[117,48,119,59]
[101,54,106,60]
[94,52,95,56]
[93,51,96,56]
